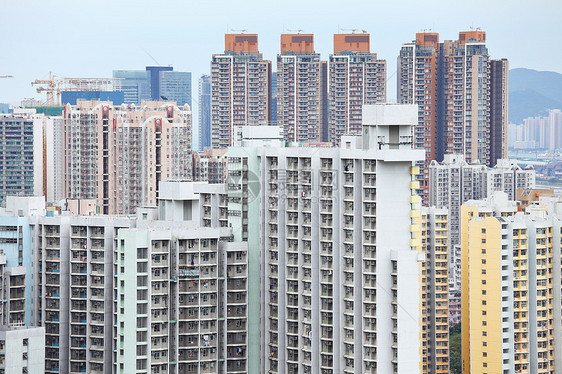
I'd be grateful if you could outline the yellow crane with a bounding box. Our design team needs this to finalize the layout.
[31,72,60,106]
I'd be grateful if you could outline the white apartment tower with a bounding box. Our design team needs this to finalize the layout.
[114,182,248,374]
[32,215,133,374]
[227,104,425,373]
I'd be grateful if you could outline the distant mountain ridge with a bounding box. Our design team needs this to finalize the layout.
[509,68,562,124]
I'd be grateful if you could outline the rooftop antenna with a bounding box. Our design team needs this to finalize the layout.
[144,50,162,66]
[340,28,359,34]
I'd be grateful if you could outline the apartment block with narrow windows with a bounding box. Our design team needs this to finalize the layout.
[419,208,449,374]
[0,114,44,205]
[114,223,248,374]
[227,104,424,373]
[192,148,228,184]
[113,182,248,374]
[210,34,272,148]
[461,192,562,374]
[277,34,327,143]
[63,100,192,215]
[429,155,535,293]
[31,215,133,374]
[328,33,386,146]
[398,31,509,202]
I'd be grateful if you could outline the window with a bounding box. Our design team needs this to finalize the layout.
[137,248,147,259]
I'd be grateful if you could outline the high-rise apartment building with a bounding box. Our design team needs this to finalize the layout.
[210,34,272,148]
[0,114,44,204]
[489,59,509,165]
[398,31,509,201]
[328,33,386,146]
[113,182,248,374]
[271,72,278,127]
[276,34,327,143]
[192,148,227,184]
[0,183,251,374]
[511,110,562,150]
[0,252,26,327]
[31,214,134,374]
[44,115,64,203]
[63,100,192,214]
[461,192,562,374]
[115,223,248,374]
[199,74,212,150]
[227,104,425,373]
[429,155,535,292]
[419,207,449,374]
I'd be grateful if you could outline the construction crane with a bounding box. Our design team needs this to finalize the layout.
[231,29,247,34]
[31,72,59,106]
[0,75,13,79]
[31,73,122,106]
[287,29,304,34]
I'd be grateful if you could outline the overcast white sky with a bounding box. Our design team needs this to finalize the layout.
[1,0,561,106]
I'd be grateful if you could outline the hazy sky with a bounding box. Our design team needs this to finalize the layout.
[1,0,561,106]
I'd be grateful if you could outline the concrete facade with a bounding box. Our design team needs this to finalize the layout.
[227,104,424,373]
[277,34,327,143]
[461,193,562,374]
[63,100,192,215]
[398,31,509,201]
[210,34,272,148]
[429,155,536,292]
[328,34,386,146]
[0,326,45,374]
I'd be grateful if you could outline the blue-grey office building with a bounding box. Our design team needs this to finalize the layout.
[113,70,150,104]
[198,74,211,150]
[114,66,191,106]
[159,71,191,106]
